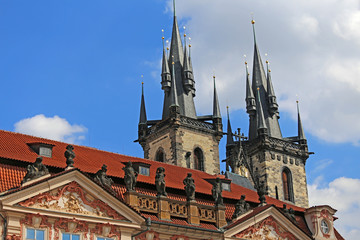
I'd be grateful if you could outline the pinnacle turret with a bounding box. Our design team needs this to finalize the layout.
[266,60,279,115]
[245,61,256,115]
[226,107,234,146]
[183,34,195,94]
[139,82,147,125]
[213,76,221,119]
[161,30,171,92]
[297,101,306,142]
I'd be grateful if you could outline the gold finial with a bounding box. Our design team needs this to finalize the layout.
[296,100,299,104]
[162,29,165,39]
[141,75,144,85]
[166,40,169,51]
[172,55,175,65]
[269,69,271,72]
[244,54,247,65]
[183,26,186,37]
[257,87,260,91]
[188,37,191,48]
[251,12,255,24]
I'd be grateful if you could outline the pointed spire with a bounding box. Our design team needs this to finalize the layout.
[251,19,267,91]
[161,30,171,91]
[256,88,267,135]
[183,29,195,93]
[266,59,279,114]
[139,80,147,124]
[212,75,221,119]
[297,101,306,141]
[169,0,184,65]
[245,60,256,114]
[170,56,179,107]
[226,106,234,146]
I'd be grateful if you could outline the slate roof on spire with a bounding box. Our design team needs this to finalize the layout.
[162,43,170,76]
[256,89,267,131]
[266,66,276,98]
[170,59,179,107]
[245,63,255,101]
[297,101,306,140]
[213,76,221,119]
[226,107,234,146]
[139,83,147,124]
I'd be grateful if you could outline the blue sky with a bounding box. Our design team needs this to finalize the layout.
[1,0,360,238]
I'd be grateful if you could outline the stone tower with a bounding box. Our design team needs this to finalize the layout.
[136,4,223,175]
[225,20,311,208]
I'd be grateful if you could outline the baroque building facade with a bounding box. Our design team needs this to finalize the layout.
[0,2,344,240]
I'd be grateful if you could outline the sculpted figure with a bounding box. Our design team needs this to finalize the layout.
[232,195,250,219]
[183,173,195,201]
[155,167,167,197]
[257,181,267,205]
[212,177,223,206]
[65,145,75,168]
[94,164,115,193]
[22,156,49,184]
[122,161,138,191]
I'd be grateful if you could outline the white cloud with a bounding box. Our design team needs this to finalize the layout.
[308,177,360,240]
[14,114,87,144]
[166,0,360,145]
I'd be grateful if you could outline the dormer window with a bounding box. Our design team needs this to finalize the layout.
[27,142,54,158]
[124,162,151,176]
[139,165,150,176]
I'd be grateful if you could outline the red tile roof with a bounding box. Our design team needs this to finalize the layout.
[0,130,304,211]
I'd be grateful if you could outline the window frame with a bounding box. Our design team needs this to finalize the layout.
[25,227,46,240]
[62,232,81,240]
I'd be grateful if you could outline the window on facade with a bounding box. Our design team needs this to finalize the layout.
[26,228,45,240]
[194,148,204,171]
[155,149,165,162]
[97,238,114,240]
[222,182,231,191]
[282,168,294,202]
[63,233,80,240]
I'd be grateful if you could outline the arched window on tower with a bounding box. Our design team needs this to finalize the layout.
[155,148,165,162]
[193,148,204,171]
[282,167,294,202]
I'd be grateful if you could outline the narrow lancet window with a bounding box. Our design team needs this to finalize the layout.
[194,148,204,171]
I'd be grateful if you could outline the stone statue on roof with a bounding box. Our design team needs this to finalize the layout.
[123,161,138,192]
[22,156,49,184]
[65,145,75,168]
[283,204,297,222]
[155,167,167,197]
[212,177,223,206]
[94,164,115,194]
[232,194,250,219]
[183,172,195,201]
[257,180,267,206]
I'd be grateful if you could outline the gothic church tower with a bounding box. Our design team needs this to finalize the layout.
[136,3,223,175]
[226,20,311,208]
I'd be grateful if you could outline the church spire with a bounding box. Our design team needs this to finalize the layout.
[248,19,282,139]
[297,101,306,141]
[212,75,221,119]
[162,0,196,119]
[139,81,147,125]
[226,106,234,146]
[266,59,279,115]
